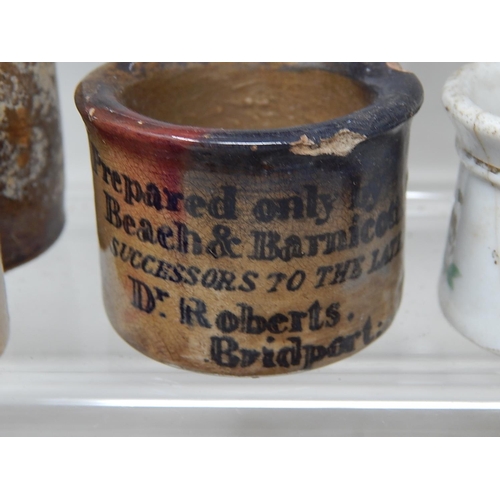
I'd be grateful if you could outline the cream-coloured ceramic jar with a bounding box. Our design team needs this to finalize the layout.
[440,63,500,353]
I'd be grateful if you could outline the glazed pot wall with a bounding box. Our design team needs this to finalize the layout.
[439,153,500,352]
[76,62,422,375]
[0,63,65,270]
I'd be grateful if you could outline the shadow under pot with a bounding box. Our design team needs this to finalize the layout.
[75,62,423,376]
[0,62,65,270]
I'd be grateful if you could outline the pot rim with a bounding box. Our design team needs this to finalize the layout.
[443,63,500,140]
[75,62,423,151]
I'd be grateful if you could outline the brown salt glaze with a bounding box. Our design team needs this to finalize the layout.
[76,62,423,376]
[0,63,65,270]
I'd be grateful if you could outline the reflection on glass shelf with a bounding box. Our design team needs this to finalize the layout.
[0,165,499,424]
[407,190,450,200]
[26,399,500,410]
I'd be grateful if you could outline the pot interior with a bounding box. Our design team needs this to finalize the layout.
[119,63,372,130]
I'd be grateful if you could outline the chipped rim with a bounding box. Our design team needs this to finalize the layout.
[443,63,500,140]
[75,62,424,151]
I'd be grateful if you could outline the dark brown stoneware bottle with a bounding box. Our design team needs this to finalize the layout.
[0,62,64,270]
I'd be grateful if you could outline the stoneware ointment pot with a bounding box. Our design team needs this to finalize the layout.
[0,63,65,270]
[75,62,423,376]
[440,63,500,353]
